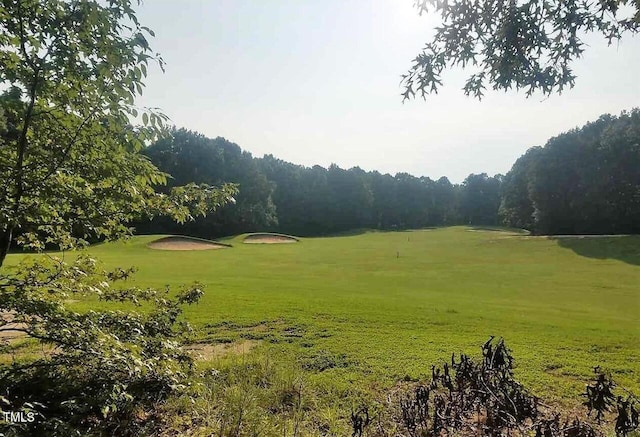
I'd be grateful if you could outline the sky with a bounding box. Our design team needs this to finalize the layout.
[136,0,640,183]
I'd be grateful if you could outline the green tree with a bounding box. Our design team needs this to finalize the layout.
[527,110,640,234]
[141,129,278,238]
[0,1,236,434]
[499,109,640,235]
[257,155,309,234]
[498,147,542,230]
[431,176,458,225]
[459,173,502,225]
[394,173,432,229]
[402,0,639,99]
[326,165,374,232]
[369,171,400,229]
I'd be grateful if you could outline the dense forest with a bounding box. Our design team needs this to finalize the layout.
[499,110,640,235]
[138,109,639,238]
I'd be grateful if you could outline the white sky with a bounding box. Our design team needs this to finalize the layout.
[136,0,640,183]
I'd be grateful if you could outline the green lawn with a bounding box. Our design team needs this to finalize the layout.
[6,227,639,404]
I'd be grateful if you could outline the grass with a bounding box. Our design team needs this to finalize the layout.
[5,226,639,406]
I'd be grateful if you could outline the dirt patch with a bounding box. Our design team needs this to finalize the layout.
[0,325,27,342]
[0,312,27,343]
[148,236,230,251]
[243,233,299,244]
[184,340,260,360]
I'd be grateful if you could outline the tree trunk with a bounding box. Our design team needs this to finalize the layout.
[0,227,13,268]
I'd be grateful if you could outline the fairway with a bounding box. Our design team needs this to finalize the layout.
[8,227,639,403]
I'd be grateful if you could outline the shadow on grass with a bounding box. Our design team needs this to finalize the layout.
[555,235,640,266]
[311,227,441,239]
[469,226,530,235]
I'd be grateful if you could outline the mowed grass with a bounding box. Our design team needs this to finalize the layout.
[6,227,639,404]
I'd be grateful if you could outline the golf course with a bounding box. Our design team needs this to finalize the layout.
[2,0,640,434]
[7,227,638,405]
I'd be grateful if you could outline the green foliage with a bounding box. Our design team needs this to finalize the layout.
[0,1,238,258]
[498,146,543,230]
[141,129,277,238]
[0,1,237,434]
[460,173,502,225]
[0,255,204,435]
[140,108,637,238]
[402,0,640,99]
[500,109,640,235]
[141,133,480,238]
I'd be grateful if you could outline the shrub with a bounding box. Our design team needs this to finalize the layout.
[0,255,203,436]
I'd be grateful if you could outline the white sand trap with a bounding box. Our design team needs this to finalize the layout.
[243,233,299,244]
[148,236,230,251]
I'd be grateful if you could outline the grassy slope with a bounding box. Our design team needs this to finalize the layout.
[6,227,639,404]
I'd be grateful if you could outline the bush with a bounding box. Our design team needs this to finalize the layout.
[0,255,203,436]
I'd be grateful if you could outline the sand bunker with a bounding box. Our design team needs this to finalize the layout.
[148,236,230,251]
[243,233,299,244]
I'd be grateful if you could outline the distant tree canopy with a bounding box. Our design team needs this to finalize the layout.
[500,109,640,234]
[257,160,463,235]
[402,0,640,99]
[460,173,502,225]
[140,109,639,238]
[139,129,277,238]
[140,133,498,238]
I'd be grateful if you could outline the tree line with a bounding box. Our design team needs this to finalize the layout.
[138,109,639,238]
[499,109,640,235]
[136,129,501,237]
